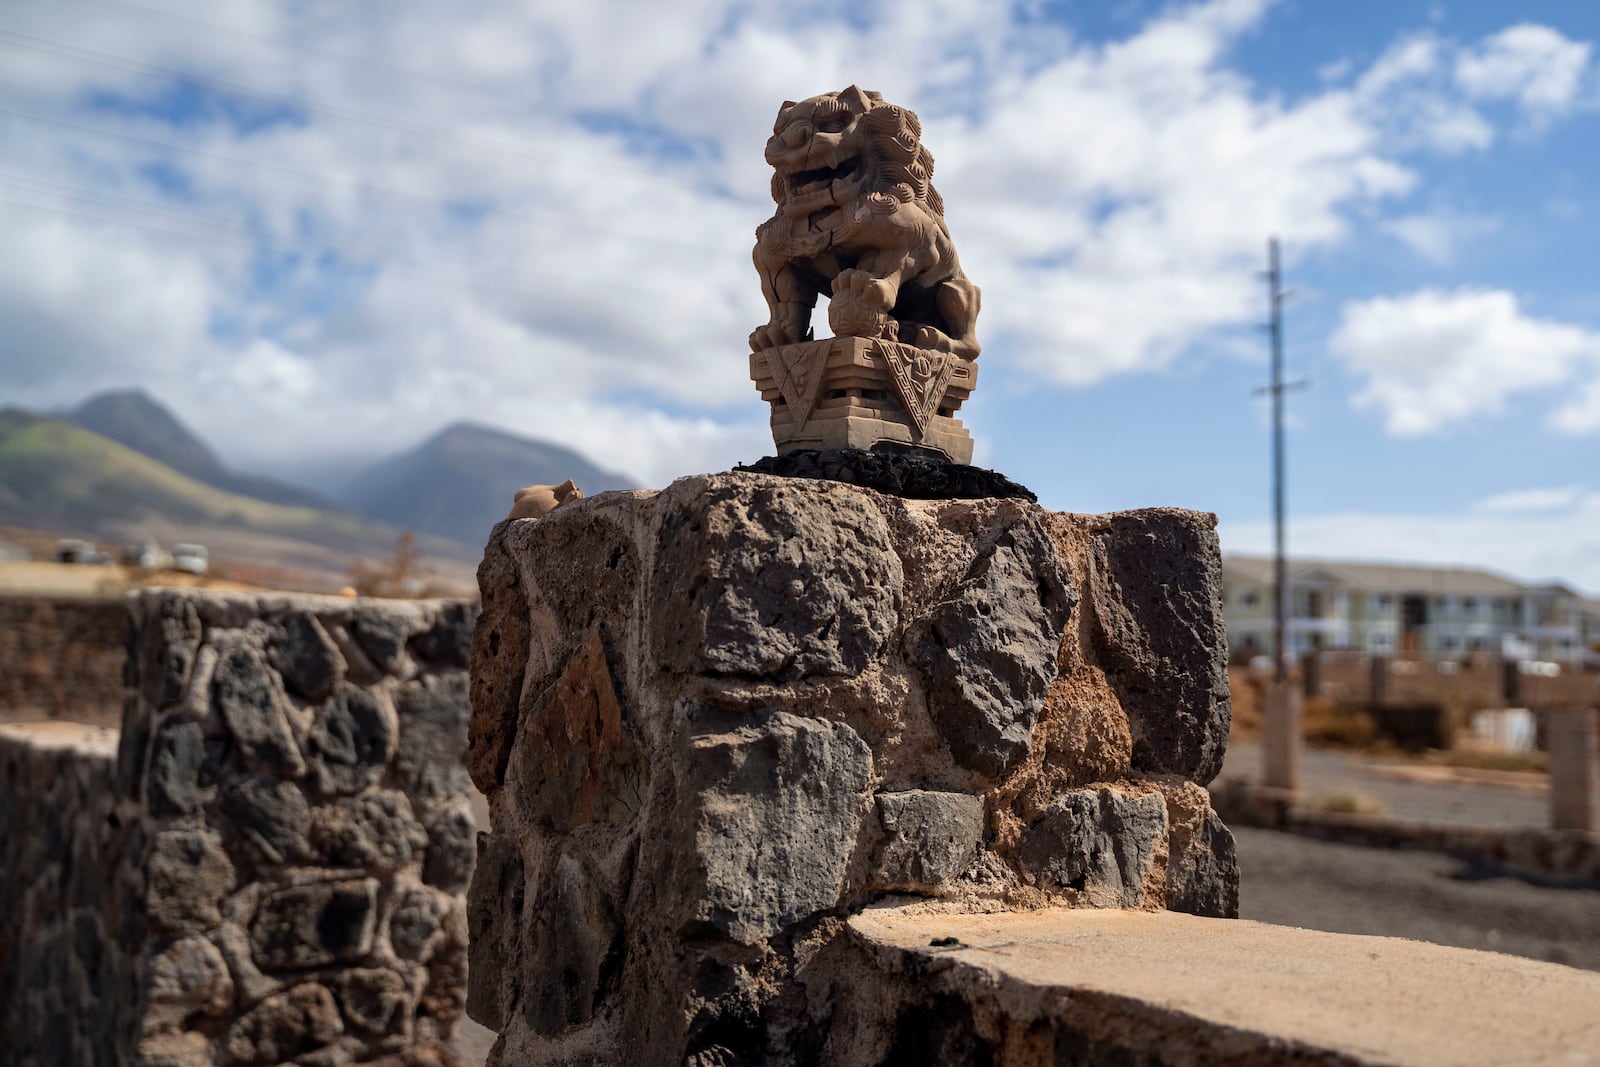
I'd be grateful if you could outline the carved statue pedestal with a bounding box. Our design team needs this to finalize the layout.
[749,336,977,464]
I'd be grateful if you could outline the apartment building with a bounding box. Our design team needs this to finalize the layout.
[1222,556,1600,666]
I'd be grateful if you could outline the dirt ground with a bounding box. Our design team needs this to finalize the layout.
[1236,826,1600,971]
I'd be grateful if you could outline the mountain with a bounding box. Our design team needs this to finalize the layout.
[0,409,480,578]
[345,422,636,547]
[68,390,334,509]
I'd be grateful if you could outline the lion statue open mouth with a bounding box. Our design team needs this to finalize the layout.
[750,86,981,362]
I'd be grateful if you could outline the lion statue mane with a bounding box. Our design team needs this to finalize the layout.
[749,86,981,361]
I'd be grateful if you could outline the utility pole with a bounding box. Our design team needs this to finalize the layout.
[1257,237,1309,799]
[1257,237,1305,683]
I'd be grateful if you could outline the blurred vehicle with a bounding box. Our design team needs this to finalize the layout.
[56,538,98,564]
[172,543,209,576]
[121,541,172,570]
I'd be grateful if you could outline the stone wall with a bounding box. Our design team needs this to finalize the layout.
[467,472,1238,1065]
[0,590,478,1066]
[0,722,130,1066]
[0,595,128,723]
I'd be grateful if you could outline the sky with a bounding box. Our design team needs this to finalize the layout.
[2,0,1599,590]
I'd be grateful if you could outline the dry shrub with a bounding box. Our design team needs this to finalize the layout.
[1227,666,1262,740]
[1302,696,1378,749]
[1316,790,1387,816]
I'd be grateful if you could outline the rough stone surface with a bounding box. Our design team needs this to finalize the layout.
[223,776,311,865]
[1015,787,1167,906]
[307,684,395,796]
[268,611,346,702]
[465,833,523,1031]
[146,935,235,1030]
[0,723,129,1066]
[224,983,344,1065]
[147,717,209,815]
[514,627,647,832]
[1090,509,1231,783]
[337,968,413,1036]
[1163,780,1241,918]
[467,472,1239,1066]
[251,879,379,970]
[148,829,237,935]
[423,798,477,892]
[740,448,1035,502]
[906,514,1074,777]
[653,479,901,681]
[684,711,873,942]
[396,673,470,798]
[0,591,476,1065]
[138,596,202,708]
[310,791,427,871]
[873,790,985,891]
[525,853,624,1035]
[214,643,306,778]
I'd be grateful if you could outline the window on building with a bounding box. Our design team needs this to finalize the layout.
[1436,596,1452,611]
[1463,597,1477,612]
[1376,594,1392,608]
[1241,591,1259,607]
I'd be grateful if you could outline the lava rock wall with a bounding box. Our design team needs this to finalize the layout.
[1,590,478,1066]
[0,722,128,1066]
[467,472,1239,1066]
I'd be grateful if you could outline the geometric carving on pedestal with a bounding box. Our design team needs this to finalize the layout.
[750,336,977,464]
[877,339,957,440]
[771,342,829,432]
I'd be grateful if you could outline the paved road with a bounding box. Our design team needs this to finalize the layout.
[1236,825,1600,972]
[1222,739,1548,827]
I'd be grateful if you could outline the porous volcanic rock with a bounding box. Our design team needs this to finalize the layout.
[467,470,1238,1066]
[739,447,1036,501]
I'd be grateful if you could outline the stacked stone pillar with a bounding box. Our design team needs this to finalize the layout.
[1548,707,1599,832]
[1260,680,1304,797]
[466,472,1239,1065]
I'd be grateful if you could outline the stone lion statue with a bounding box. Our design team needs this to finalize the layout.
[750,86,981,361]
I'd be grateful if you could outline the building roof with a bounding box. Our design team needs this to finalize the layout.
[1222,555,1528,597]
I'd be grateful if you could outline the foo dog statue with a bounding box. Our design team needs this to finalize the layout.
[749,87,980,464]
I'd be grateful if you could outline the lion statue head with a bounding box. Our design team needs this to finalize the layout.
[763,85,946,227]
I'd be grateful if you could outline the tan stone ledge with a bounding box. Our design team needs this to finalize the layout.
[0,720,119,757]
[848,905,1600,1066]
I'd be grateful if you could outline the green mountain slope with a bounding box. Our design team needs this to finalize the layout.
[345,422,636,546]
[0,410,478,571]
[68,390,333,509]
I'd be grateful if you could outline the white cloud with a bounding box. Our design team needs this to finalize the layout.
[1455,24,1592,115]
[1380,209,1498,264]
[1222,493,1600,594]
[1329,288,1600,435]
[1474,485,1584,513]
[0,0,1595,485]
